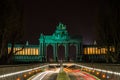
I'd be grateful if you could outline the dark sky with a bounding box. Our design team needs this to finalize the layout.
[23,0,99,44]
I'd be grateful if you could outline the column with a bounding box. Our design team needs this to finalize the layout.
[79,43,82,61]
[45,44,47,62]
[53,43,57,62]
[76,43,80,62]
[76,44,78,62]
[45,45,47,62]
[43,43,46,62]
[65,44,69,62]
[53,44,56,61]
[79,43,82,62]
[55,43,58,62]
[40,43,43,62]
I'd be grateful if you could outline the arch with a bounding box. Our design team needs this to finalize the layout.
[46,45,53,62]
[38,23,82,62]
[57,44,65,61]
[69,44,76,62]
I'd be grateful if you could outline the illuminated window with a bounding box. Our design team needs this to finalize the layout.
[27,48,30,55]
[89,48,92,54]
[95,47,97,54]
[110,46,115,52]
[101,48,106,54]
[93,48,95,54]
[30,48,32,55]
[97,49,100,54]
[31,48,33,55]
[23,49,25,55]
[8,48,11,54]
[13,48,15,53]
[21,49,24,55]
[112,47,115,52]
[18,48,20,55]
[16,48,19,55]
[105,48,107,54]
[87,48,89,54]
[31,48,34,55]
[25,48,27,55]
[15,48,23,55]
[33,48,36,55]
[101,48,103,54]
[84,48,87,54]
[86,47,93,55]
[19,48,23,55]
[35,48,39,55]
[110,46,112,51]
[13,48,15,55]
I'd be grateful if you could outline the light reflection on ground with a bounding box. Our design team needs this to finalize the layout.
[64,68,98,80]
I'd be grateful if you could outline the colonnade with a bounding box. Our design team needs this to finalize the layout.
[39,43,81,62]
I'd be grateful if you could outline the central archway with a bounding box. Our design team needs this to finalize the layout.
[46,45,53,62]
[57,45,65,61]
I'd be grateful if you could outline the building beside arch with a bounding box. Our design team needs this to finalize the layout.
[8,23,115,63]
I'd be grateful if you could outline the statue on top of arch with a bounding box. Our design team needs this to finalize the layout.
[52,22,70,40]
[57,22,66,30]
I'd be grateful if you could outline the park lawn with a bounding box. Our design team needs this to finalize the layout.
[57,71,70,80]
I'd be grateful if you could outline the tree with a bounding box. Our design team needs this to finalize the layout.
[0,0,24,64]
[97,0,120,63]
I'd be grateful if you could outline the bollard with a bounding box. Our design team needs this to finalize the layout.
[96,72,100,75]
[28,72,31,75]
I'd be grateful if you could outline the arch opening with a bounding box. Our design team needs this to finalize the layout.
[69,45,76,62]
[46,45,53,62]
[57,45,65,61]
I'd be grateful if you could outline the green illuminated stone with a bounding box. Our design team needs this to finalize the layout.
[8,23,82,62]
[39,23,82,62]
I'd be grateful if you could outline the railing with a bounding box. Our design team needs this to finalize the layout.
[14,55,40,62]
[0,64,49,80]
[75,63,120,80]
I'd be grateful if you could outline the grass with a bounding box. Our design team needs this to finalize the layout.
[57,71,70,80]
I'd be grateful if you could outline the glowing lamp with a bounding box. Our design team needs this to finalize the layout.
[16,78,20,80]
[96,72,99,75]
[23,74,27,78]
[32,70,35,73]
[29,72,31,75]
[102,74,106,78]
[88,69,91,72]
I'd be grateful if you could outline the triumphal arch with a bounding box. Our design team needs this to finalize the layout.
[39,23,82,62]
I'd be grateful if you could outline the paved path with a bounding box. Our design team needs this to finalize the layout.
[31,68,60,80]
[69,71,97,80]
[64,68,98,80]
[31,68,98,80]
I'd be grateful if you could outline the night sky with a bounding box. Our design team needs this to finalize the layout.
[23,0,99,44]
